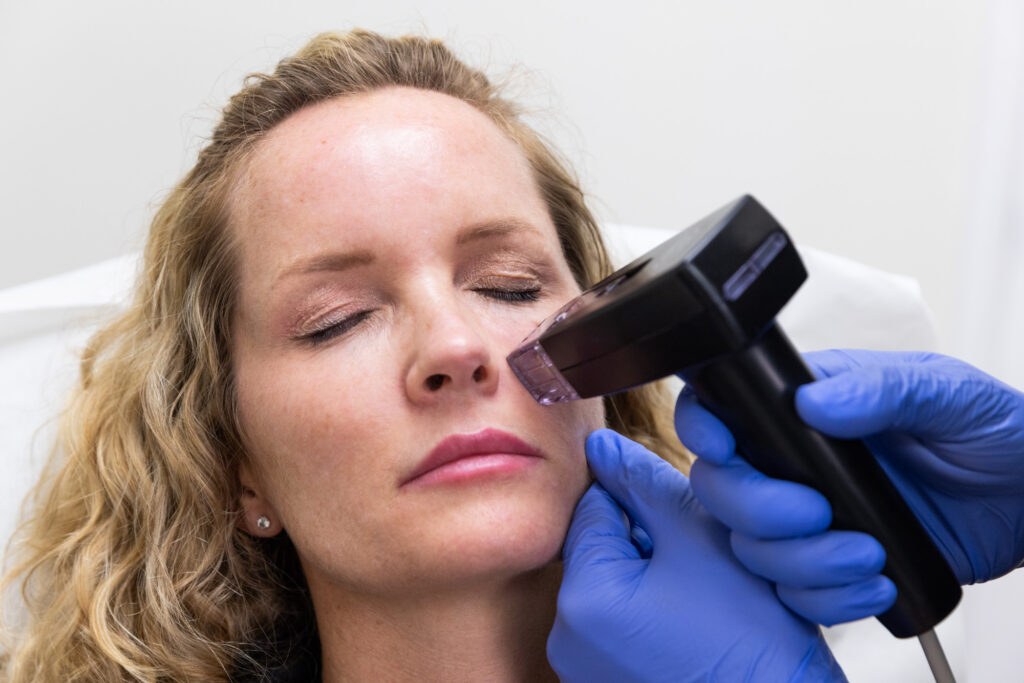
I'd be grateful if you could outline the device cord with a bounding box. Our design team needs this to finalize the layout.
[918,629,956,683]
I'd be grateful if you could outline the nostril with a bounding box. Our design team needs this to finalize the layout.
[425,374,447,391]
[472,366,486,383]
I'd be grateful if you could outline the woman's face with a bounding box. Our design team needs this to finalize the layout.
[230,87,605,595]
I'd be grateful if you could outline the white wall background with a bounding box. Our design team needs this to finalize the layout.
[0,0,988,356]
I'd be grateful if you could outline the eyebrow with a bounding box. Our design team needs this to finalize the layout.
[276,218,540,283]
[455,218,539,245]
[277,250,375,282]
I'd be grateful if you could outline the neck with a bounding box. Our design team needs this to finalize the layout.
[310,563,562,682]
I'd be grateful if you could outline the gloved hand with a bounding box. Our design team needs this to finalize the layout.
[548,428,844,682]
[675,349,1024,627]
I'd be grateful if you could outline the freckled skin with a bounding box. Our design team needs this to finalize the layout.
[230,87,606,599]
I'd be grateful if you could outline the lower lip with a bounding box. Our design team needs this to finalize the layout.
[405,453,540,487]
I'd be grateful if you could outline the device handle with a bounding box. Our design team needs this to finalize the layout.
[681,324,961,638]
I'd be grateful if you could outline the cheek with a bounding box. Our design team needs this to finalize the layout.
[234,352,408,578]
[523,394,605,495]
[551,396,606,470]
[233,348,394,499]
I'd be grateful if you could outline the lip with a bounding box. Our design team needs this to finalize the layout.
[400,428,543,487]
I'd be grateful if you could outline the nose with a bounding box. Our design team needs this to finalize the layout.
[404,296,500,404]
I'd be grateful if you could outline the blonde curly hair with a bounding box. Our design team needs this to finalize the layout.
[1,29,688,681]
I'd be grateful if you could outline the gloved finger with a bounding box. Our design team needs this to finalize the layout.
[674,386,736,464]
[629,520,654,558]
[776,576,898,627]
[690,456,832,539]
[730,530,886,589]
[563,482,641,572]
[795,359,931,438]
[800,349,933,381]
[585,429,693,545]
[797,351,1022,444]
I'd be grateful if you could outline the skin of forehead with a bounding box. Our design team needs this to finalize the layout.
[230,86,546,244]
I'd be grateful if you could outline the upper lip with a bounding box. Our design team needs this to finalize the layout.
[401,428,543,486]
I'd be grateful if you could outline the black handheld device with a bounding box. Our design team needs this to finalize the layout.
[507,195,961,639]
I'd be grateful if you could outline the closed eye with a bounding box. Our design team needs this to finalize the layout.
[301,310,375,346]
[299,288,539,347]
[475,287,541,303]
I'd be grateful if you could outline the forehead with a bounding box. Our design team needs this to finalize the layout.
[230,87,549,246]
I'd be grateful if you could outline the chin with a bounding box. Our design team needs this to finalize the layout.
[415,488,580,585]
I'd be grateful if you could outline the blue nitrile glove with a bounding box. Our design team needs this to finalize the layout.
[675,349,1024,627]
[548,428,844,682]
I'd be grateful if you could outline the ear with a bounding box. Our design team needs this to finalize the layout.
[237,458,283,537]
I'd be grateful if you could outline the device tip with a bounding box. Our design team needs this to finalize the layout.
[507,337,580,405]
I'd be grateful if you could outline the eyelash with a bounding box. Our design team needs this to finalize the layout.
[474,287,542,303]
[300,287,541,347]
[302,310,375,346]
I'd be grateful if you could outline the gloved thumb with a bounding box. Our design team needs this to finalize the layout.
[562,482,641,573]
[585,429,692,547]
